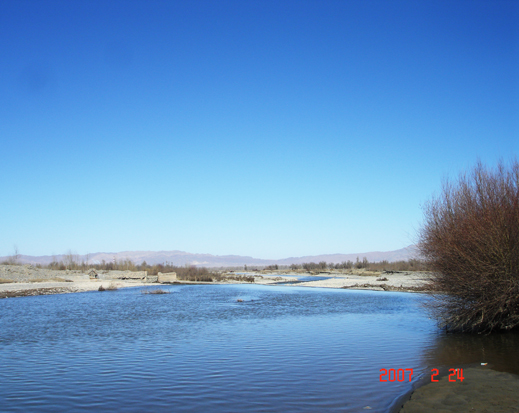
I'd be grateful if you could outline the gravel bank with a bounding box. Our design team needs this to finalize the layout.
[0,264,89,283]
[0,265,151,298]
[0,279,149,299]
[0,265,299,298]
[274,271,430,292]
[0,265,430,299]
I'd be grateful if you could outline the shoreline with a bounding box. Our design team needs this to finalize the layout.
[394,366,519,412]
[0,279,150,299]
[253,270,431,292]
[0,265,431,299]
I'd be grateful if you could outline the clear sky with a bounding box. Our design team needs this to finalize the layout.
[1,0,518,259]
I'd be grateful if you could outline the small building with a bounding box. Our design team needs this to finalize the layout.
[87,269,98,279]
[158,272,177,283]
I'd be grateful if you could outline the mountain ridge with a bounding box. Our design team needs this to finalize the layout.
[2,245,420,267]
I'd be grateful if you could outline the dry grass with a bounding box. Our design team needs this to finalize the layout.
[27,277,73,283]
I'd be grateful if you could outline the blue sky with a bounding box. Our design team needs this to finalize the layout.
[1,0,517,259]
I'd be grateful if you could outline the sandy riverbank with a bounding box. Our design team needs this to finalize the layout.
[0,280,151,298]
[0,265,301,298]
[0,264,156,298]
[396,366,519,412]
[283,271,430,292]
[248,269,430,292]
[0,265,430,298]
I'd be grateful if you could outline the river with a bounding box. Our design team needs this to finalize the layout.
[1,284,518,412]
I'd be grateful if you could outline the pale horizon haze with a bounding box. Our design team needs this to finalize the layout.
[1,0,518,259]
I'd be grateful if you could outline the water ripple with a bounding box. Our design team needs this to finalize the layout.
[2,285,516,412]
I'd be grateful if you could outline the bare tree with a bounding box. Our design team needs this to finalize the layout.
[6,245,20,265]
[64,250,79,269]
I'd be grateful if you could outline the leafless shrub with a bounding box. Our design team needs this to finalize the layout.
[418,159,519,333]
[212,274,255,283]
[176,266,214,282]
[97,283,117,291]
[142,288,169,294]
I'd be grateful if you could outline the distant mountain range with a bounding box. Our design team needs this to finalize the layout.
[2,245,419,268]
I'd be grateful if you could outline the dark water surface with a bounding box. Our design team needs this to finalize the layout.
[1,284,518,412]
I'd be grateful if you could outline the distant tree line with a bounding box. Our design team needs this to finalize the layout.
[35,254,427,273]
[289,258,429,272]
[27,254,253,283]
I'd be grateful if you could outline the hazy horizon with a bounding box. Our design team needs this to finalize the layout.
[2,244,418,267]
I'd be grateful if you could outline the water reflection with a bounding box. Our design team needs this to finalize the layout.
[423,330,519,374]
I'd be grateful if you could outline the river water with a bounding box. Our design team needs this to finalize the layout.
[1,284,518,412]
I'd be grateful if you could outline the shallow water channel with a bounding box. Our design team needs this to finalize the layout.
[1,284,518,412]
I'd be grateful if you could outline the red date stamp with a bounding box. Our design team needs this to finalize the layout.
[380,368,464,383]
[379,368,414,382]
[431,368,465,382]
